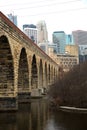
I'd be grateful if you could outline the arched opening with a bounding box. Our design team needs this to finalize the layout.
[18,48,29,95]
[54,67,56,81]
[31,54,38,88]
[44,62,48,93]
[39,59,43,88]
[45,62,47,87]
[0,35,14,94]
[51,66,53,83]
[48,64,50,84]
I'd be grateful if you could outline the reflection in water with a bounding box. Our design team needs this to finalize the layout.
[0,99,87,130]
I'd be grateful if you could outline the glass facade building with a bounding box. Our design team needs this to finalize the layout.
[53,31,66,54]
[66,34,73,45]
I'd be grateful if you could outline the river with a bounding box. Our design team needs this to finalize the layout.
[0,99,87,130]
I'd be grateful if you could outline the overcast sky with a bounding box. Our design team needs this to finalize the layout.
[0,0,87,41]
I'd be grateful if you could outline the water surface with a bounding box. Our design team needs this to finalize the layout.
[0,99,87,130]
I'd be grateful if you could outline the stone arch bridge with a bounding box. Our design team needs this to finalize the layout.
[0,12,59,111]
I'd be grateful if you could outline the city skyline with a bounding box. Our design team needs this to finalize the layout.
[0,0,87,41]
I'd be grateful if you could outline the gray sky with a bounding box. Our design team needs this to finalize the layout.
[0,0,87,41]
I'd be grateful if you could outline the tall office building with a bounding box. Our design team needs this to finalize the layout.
[72,30,87,45]
[65,45,79,57]
[36,20,48,43]
[79,44,87,62]
[72,30,87,62]
[66,34,73,45]
[53,31,66,54]
[7,13,17,26]
[23,24,37,44]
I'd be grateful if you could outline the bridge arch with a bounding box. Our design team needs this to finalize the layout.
[39,59,43,89]
[54,67,56,81]
[45,62,47,86]
[50,65,54,84]
[0,35,14,95]
[44,62,48,91]
[31,54,38,89]
[18,48,29,98]
[48,64,51,86]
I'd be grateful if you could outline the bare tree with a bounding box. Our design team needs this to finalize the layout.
[49,61,87,108]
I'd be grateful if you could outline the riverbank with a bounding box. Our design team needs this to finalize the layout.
[59,106,87,114]
[49,97,87,114]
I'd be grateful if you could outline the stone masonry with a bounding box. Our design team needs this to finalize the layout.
[0,12,59,111]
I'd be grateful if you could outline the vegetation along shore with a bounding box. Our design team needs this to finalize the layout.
[48,61,87,113]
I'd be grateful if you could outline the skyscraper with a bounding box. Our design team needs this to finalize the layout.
[66,34,73,45]
[72,30,87,45]
[72,30,87,63]
[7,13,17,26]
[36,20,48,43]
[23,24,37,44]
[53,31,66,54]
